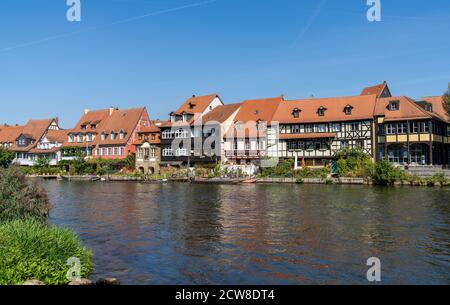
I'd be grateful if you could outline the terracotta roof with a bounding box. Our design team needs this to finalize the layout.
[279,133,336,140]
[173,94,220,115]
[421,96,449,122]
[138,125,160,133]
[13,119,55,151]
[202,103,241,124]
[95,108,146,145]
[361,82,388,97]
[70,109,111,134]
[272,95,377,124]
[374,96,432,121]
[46,129,68,142]
[233,97,284,123]
[0,125,23,143]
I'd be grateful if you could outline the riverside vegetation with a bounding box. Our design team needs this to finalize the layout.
[0,152,93,285]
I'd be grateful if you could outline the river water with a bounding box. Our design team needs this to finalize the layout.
[39,180,449,284]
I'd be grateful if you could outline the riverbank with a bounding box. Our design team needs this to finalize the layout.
[26,174,450,187]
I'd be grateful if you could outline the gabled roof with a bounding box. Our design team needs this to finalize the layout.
[201,103,241,124]
[361,82,391,98]
[46,129,69,143]
[233,97,283,123]
[173,94,221,115]
[374,96,433,121]
[70,109,111,134]
[272,95,377,124]
[0,125,23,143]
[421,96,449,122]
[95,107,146,145]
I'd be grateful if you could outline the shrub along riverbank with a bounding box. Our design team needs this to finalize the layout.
[258,149,450,187]
[0,166,93,285]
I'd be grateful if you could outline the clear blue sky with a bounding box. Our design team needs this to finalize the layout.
[1,0,449,128]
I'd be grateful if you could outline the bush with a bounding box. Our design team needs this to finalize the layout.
[370,159,404,186]
[0,219,93,285]
[335,148,373,177]
[0,167,52,223]
[0,147,15,168]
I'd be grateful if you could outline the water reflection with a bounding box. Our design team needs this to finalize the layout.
[41,181,450,284]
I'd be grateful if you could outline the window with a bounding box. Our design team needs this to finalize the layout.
[110,132,116,140]
[101,133,106,141]
[68,135,74,143]
[150,147,156,158]
[119,147,124,156]
[175,148,187,156]
[77,135,83,143]
[355,140,364,149]
[119,132,125,140]
[162,130,173,139]
[244,140,250,150]
[331,123,341,132]
[102,148,107,156]
[409,122,419,133]
[344,105,353,115]
[292,125,300,134]
[175,129,188,138]
[397,123,407,134]
[91,124,97,130]
[316,124,327,133]
[163,148,173,156]
[233,141,238,150]
[386,123,396,134]
[349,123,360,132]
[317,107,326,117]
[235,123,242,132]
[81,125,86,130]
[257,140,264,150]
[341,141,350,149]
[114,148,118,156]
[257,121,265,131]
[305,124,314,133]
[292,108,301,118]
[108,148,112,156]
[87,134,93,142]
[151,133,156,140]
[423,122,430,133]
[388,100,400,111]
[287,141,298,150]
[425,104,433,112]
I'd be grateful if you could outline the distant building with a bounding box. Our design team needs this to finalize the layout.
[63,107,151,160]
[135,121,162,174]
[0,119,66,166]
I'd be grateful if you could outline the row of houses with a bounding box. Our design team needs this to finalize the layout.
[1,82,449,174]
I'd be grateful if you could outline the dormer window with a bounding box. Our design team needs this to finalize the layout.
[101,133,106,141]
[292,108,301,118]
[110,132,116,140]
[254,110,260,115]
[425,104,433,112]
[188,102,195,109]
[235,123,242,132]
[388,100,400,111]
[257,120,265,131]
[344,105,353,115]
[68,135,74,143]
[317,106,327,117]
[119,131,125,139]
[81,125,86,130]
[91,124,96,130]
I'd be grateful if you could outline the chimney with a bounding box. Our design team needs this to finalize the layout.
[84,109,90,114]
[192,94,196,98]
[109,106,116,115]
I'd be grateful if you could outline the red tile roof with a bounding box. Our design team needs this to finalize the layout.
[70,109,111,134]
[0,125,23,143]
[361,82,389,97]
[173,94,221,115]
[374,96,432,121]
[201,103,241,124]
[272,95,377,124]
[233,97,284,123]
[46,129,69,142]
[421,96,449,122]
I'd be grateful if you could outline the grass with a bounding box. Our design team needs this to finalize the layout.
[0,219,93,285]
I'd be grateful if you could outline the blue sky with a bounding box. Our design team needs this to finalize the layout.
[1,0,449,128]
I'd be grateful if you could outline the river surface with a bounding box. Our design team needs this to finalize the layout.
[39,180,449,284]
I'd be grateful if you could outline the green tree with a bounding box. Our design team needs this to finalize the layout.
[443,84,450,118]
[0,147,15,168]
